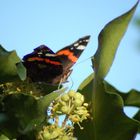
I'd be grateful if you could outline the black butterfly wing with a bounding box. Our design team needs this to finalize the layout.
[56,35,90,71]
[23,36,90,84]
[23,45,63,83]
[53,35,90,84]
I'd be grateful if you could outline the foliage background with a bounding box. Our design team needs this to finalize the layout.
[0,0,139,139]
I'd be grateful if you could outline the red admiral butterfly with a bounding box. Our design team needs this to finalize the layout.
[23,35,90,85]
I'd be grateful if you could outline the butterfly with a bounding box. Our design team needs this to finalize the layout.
[22,35,90,85]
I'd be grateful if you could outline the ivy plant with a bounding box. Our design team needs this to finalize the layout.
[0,1,140,140]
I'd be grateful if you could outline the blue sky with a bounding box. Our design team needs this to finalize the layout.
[0,0,140,139]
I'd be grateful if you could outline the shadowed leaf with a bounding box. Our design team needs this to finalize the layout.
[74,73,94,139]
[78,73,94,103]
[0,88,66,138]
[104,81,140,107]
[16,62,26,81]
[104,81,140,133]
[0,45,25,83]
[133,110,140,133]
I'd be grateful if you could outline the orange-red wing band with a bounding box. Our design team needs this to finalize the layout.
[27,57,62,65]
[57,50,77,63]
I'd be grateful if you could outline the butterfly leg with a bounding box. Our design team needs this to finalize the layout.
[57,70,73,90]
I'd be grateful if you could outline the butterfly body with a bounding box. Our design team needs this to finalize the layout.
[23,35,90,84]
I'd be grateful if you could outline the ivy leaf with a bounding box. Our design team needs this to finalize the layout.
[74,73,94,139]
[133,111,140,133]
[16,62,26,81]
[93,2,139,79]
[0,45,25,83]
[104,81,140,107]
[91,1,139,140]
[78,73,94,103]
[104,81,140,133]
[0,88,66,138]
[0,135,9,140]
[37,87,67,115]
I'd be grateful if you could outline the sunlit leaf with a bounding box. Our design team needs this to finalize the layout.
[93,2,138,79]
[91,2,139,140]
[0,135,9,140]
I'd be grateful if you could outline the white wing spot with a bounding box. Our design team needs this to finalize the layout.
[76,45,85,50]
[45,53,56,57]
[85,39,89,42]
[38,52,43,55]
[74,43,79,47]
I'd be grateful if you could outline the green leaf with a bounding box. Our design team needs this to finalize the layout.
[133,110,140,133]
[37,87,67,114]
[0,88,65,138]
[93,2,139,79]
[74,73,94,139]
[0,135,9,140]
[91,2,139,140]
[104,81,140,107]
[16,62,26,81]
[104,81,140,133]
[78,73,94,103]
[92,84,139,140]
[0,94,39,138]
[74,74,137,140]
[0,45,23,83]
[74,120,94,140]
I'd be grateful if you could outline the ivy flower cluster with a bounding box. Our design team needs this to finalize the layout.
[51,90,90,126]
[38,90,90,140]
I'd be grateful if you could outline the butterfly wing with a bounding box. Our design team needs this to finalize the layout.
[23,45,63,83]
[53,35,90,84]
[23,36,90,84]
[56,35,90,71]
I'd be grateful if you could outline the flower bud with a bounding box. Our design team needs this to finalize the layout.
[61,106,70,114]
[74,92,84,101]
[60,100,67,106]
[69,115,80,123]
[83,103,88,107]
[43,132,51,139]
[61,94,69,102]
[52,130,60,139]
[68,90,75,97]
[74,99,83,107]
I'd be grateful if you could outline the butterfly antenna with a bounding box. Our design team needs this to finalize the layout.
[74,56,94,67]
